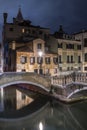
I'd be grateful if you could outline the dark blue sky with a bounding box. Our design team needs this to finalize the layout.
[0,0,87,34]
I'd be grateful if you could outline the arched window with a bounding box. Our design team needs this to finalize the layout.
[85,53,87,62]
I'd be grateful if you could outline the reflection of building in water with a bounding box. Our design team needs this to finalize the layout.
[0,86,34,111]
[16,89,33,110]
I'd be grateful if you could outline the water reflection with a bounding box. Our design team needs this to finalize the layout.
[0,100,87,130]
[0,85,48,118]
[0,86,34,111]
[0,85,87,130]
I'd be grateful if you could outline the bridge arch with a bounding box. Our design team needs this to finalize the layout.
[67,87,87,99]
[0,72,51,92]
[0,80,49,92]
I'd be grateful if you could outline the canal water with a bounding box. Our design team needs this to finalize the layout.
[0,85,87,130]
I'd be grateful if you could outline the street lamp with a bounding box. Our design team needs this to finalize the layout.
[39,122,43,130]
[38,51,43,57]
[38,51,43,74]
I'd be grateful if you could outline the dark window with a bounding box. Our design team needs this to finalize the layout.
[67,67,70,71]
[67,55,70,63]
[59,55,62,63]
[58,43,62,48]
[37,57,43,64]
[78,56,81,63]
[71,67,73,70]
[26,29,30,34]
[34,69,38,73]
[84,67,87,71]
[77,45,81,50]
[20,56,27,64]
[71,55,73,63]
[39,31,43,34]
[78,67,81,70]
[9,28,13,31]
[59,67,62,71]
[22,69,26,72]
[44,34,47,39]
[45,57,50,64]
[53,57,58,64]
[84,38,87,47]
[66,44,74,49]
[85,53,87,62]
[32,30,36,34]
[39,69,43,74]
[37,43,42,49]
[30,57,35,64]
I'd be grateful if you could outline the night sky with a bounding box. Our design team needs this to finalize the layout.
[0,0,87,36]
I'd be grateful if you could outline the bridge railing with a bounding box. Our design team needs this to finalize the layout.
[51,72,87,87]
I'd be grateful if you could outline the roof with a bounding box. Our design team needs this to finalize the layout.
[16,45,33,52]
[73,30,87,35]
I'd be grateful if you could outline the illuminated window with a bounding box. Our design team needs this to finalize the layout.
[30,57,35,64]
[45,57,50,64]
[20,56,27,64]
[54,68,57,73]
[46,68,49,74]
[22,28,25,33]
[53,57,58,64]
[37,57,43,64]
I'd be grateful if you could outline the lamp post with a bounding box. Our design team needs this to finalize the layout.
[38,51,43,74]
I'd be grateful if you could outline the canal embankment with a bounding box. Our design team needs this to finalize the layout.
[51,92,87,104]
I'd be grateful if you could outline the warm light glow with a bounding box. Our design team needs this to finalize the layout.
[22,28,25,33]
[38,51,43,57]
[39,122,43,130]
[12,41,16,50]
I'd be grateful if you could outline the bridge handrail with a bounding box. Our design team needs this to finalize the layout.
[51,72,87,87]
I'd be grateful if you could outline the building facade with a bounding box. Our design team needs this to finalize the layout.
[2,8,86,74]
[2,8,58,75]
[74,31,87,72]
[51,26,82,72]
[57,38,82,72]
[16,38,58,75]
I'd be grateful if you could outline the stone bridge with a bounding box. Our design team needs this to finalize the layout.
[0,72,51,92]
[51,72,87,98]
[1,72,87,99]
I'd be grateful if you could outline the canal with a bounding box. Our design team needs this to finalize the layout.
[0,85,87,130]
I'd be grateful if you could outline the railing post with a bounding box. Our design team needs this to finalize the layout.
[65,76,66,85]
[73,71,76,82]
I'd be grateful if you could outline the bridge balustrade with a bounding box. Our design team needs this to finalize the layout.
[52,72,87,87]
[51,72,87,98]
